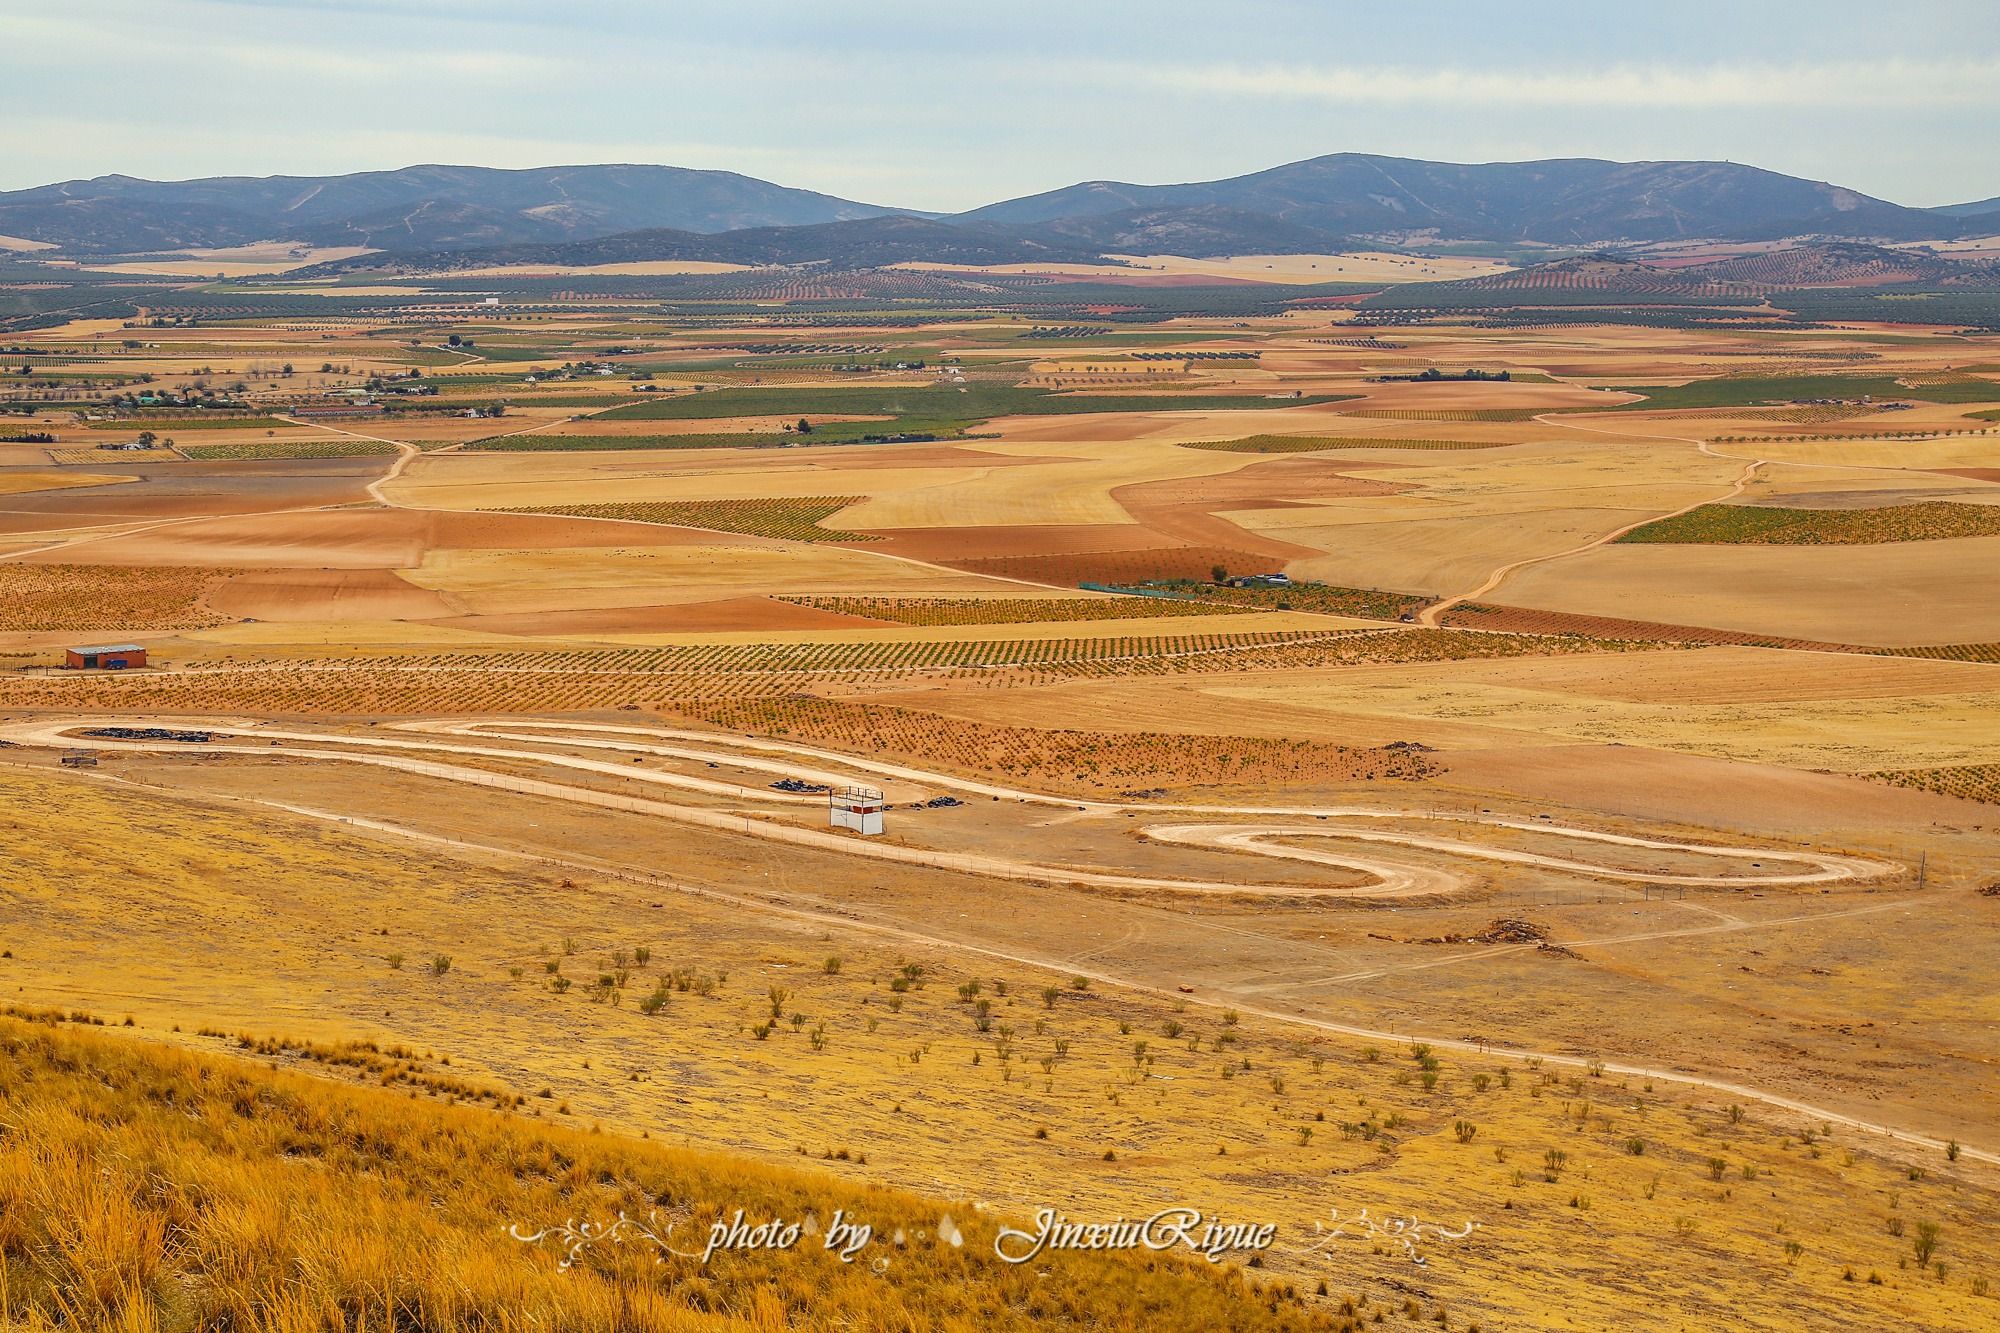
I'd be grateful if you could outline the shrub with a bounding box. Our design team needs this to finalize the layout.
[430,955,452,977]
[384,953,404,970]
[823,955,843,974]
[1453,1120,1478,1144]
[1914,1221,1941,1267]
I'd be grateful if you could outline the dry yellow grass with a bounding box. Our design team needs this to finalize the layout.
[0,470,134,495]
[1206,677,2000,772]
[1,762,1995,1332]
[397,543,1033,616]
[0,1012,1310,1332]
[1491,536,2000,647]
[1265,508,1661,596]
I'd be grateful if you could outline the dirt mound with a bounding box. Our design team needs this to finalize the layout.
[1471,918,1550,944]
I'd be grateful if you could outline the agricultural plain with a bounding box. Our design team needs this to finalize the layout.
[3,270,1999,1331]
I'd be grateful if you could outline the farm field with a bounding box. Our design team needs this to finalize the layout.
[5,275,2000,1332]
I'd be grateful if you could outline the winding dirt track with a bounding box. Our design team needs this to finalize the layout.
[9,716,1895,898]
[6,719,1982,1170]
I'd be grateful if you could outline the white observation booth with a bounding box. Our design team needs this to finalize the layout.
[830,785,885,835]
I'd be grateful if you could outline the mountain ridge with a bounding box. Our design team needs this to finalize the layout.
[951,153,1986,245]
[3,154,1995,259]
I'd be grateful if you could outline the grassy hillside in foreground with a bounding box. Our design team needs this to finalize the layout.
[0,1010,1329,1333]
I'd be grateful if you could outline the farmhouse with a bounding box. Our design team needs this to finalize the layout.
[64,644,146,669]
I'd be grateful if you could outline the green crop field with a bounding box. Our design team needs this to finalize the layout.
[179,439,398,460]
[1616,501,2000,546]
[1344,407,1552,422]
[479,496,876,542]
[84,417,294,432]
[1091,579,1428,621]
[1590,375,2000,412]
[468,433,795,452]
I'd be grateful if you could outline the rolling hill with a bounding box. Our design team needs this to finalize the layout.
[954,153,1977,245]
[0,163,933,254]
[990,205,1359,257]
[286,214,1114,276]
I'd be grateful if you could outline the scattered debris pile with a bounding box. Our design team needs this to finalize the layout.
[1117,788,1169,799]
[1380,740,1437,753]
[922,796,964,808]
[1979,879,2000,898]
[769,778,829,793]
[1537,941,1583,959]
[1471,918,1551,944]
[78,727,215,743]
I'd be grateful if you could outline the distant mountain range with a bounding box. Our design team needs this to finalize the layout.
[0,163,933,254]
[4,154,1998,268]
[956,154,2000,245]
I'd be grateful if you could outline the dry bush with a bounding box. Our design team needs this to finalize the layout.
[1867,763,2000,806]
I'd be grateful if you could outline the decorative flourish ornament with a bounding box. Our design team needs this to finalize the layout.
[1289,1208,1479,1266]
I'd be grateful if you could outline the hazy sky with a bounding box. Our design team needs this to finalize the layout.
[6,0,1997,208]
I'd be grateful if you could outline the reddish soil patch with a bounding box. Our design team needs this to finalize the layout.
[204,569,458,622]
[1113,454,1414,559]
[17,508,772,569]
[0,459,382,525]
[1929,468,2000,485]
[1436,602,1868,652]
[419,597,893,638]
[831,524,1190,564]
[941,545,1284,589]
[1440,744,1973,835]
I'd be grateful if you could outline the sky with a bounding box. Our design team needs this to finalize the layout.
[5,0,1997,209]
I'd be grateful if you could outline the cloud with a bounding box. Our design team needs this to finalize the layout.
[1090,58,2000,109]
